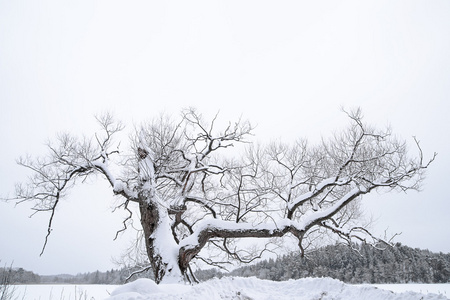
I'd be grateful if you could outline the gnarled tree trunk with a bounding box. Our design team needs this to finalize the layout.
[139,201,184,284]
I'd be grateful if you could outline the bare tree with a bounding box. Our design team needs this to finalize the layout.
[9,108,435,284]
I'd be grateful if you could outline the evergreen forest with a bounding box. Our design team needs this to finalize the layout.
[2,243,449,285]
[198,243,450,284]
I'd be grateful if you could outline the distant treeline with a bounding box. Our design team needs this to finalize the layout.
[0,267,128,285]
[196,243,450,284]
[3,243,449,285]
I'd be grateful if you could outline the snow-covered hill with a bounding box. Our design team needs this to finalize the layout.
[107,277,448,300]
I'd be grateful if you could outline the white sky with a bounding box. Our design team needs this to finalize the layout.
[0,0,449,275]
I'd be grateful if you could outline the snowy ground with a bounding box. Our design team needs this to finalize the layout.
[108,277,449,300]
[12,284,119,300]
[13,278,450,300]
[370,283,450,297]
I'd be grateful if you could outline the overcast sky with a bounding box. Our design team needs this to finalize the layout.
[1,1,449,275]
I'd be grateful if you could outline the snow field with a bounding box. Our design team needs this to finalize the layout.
[12,278,450,299]
[370,284,450,296]
[12,284,119,299]
[107,277,449,300]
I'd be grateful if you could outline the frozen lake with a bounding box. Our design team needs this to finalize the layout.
[11,282,450,299]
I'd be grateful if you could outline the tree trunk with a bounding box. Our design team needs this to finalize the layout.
[139,201,184,284]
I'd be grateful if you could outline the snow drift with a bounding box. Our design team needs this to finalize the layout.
[106,277,448,300]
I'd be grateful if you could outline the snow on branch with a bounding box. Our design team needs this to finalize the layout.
[9,113,130,254]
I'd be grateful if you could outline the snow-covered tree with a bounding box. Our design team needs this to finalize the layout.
[10,108,435,284]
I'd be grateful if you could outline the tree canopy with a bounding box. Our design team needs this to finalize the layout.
[11,108,435,283]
